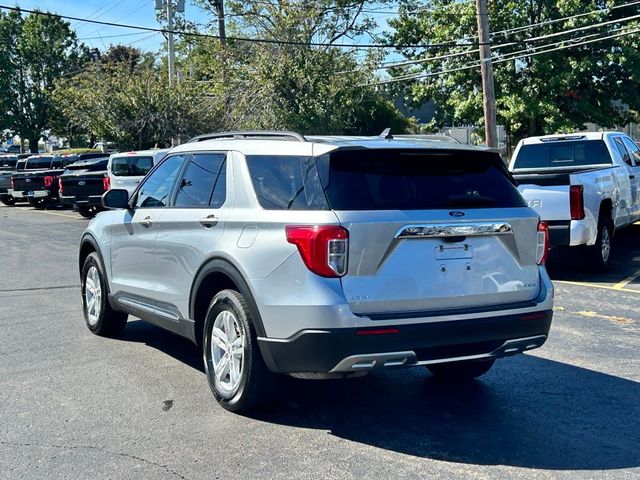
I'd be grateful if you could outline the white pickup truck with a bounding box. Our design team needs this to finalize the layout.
[509,132,640,269]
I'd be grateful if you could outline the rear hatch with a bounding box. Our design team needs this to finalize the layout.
[317,148,541,316]
[511,138,612,221]
[60,158,109,197]
[109,153,155,193]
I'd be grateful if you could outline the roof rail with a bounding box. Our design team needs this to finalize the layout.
[187,131,307,143]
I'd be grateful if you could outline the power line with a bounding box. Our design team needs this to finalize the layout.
[78,31,151,41]
[365,26,640,86]
[0,4,557,50]
[375,9,640,70]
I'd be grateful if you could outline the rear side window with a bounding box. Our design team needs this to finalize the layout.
[111,156,154,177]
[318,149,525,210]
[245,155,328,210]
[513,140,612,169]
[622,137,640,165]
[174,153,226,208]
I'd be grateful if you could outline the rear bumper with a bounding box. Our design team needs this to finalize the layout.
[258,310,553,374]
[11,189,50,199]
[546,219,596,247]
[60,194,102,207]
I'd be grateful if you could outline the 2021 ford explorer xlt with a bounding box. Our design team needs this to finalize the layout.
[79,131,554,412]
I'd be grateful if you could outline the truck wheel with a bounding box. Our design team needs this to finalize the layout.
[0,195,15,206]
[28,198,45,209]
[81,252,128,337]
[77,205,95,218]
[203,289,276,412]
[427,359,495,381]
[587,218,612,271]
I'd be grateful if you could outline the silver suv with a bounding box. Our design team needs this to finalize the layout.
[79,131,554,412]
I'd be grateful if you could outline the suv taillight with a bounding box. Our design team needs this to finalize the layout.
[537,221,549,265]
[58,177,63,195]
[44,175,54,187]
[103,175,111,191]
[569,185,585,220]
[286,225,349,277]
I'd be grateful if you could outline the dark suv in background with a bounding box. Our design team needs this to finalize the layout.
[0,154,30,206]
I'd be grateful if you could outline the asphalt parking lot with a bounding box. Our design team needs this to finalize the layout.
[1,204,639,479]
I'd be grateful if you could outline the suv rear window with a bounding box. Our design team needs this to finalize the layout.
[513,140,612,169]
[111,156,154,176]
[245,149,524,211]
[319,149,525,210]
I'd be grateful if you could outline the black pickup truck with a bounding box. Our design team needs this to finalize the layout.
[10,151,107,208]
[59,157,110,217]
[0,154,30,205]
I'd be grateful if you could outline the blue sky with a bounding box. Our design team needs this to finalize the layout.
[9,1,398,54]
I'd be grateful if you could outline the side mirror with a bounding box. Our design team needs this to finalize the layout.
[102,189,129,209]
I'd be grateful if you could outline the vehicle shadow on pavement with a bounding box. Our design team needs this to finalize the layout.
[120,320,205,373]
[117,320,640,470]
[253,355,640,470]
[546,223,640,282]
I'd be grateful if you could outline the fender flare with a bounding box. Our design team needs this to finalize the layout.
[189,257,267,338]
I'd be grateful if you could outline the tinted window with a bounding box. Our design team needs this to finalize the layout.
[0,156,17,169]
[25,157,53,169]
[16,160,26,171]
[112,156,154,177]
[246,155,328,210]
[135,155,184,208]
[622,137,640,165]
[513,140,612,169]
[318,149,525,210]
[613,138,632,165]
[64,159,108,173]
[174,154,226,207]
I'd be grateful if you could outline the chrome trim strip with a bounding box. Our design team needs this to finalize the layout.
[395,222,513,239]
[329,335,547,373]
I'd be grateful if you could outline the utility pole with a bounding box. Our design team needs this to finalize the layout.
[211,0,226,45]
[167,0,175,87]
[476,0,498,149]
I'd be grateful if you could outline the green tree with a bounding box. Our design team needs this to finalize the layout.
[0,9,86,152]
[387,0,640,143]
[53,61,224,150]
[183,0,410,135]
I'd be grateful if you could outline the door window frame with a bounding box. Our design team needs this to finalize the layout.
[168,150,229,209]
[613,137,633,166]
[129,153,190,209]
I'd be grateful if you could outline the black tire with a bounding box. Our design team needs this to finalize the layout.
[0,195,15,206]
[77,205,95,218]
[427,359,495,381]
[81,252,128,337]
[203,289,276,412]
[28,197,45,209]
[586,215,613,271]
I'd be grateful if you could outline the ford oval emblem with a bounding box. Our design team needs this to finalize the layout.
[25,178,31,183]
[78,181,85,186]
[449,211,465,217]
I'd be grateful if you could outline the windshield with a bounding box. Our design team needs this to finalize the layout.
[111,156,154,176]
[25,157,53,170]
[513,140,612,170]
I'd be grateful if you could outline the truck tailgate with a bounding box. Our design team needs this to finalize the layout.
[513,172,571,221]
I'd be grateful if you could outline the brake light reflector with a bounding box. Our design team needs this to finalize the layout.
[103,175,111,191]
[355,328,400,336]
[10,176,14,189]
[43,175,54,187]
[58,177,63,195]
[569,185,585,220]
[285,225,349,277]
[536,221,549,265]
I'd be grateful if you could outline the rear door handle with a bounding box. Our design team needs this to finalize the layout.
[141,216,153,228]
[199,214,218,228]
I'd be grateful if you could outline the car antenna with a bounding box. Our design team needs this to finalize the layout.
[379,128,393,140]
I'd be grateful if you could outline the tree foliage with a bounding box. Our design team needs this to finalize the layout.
[388,0,640,142]
[0,9,86,151]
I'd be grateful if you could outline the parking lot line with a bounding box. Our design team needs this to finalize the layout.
[554,279,640,294]
[611,269,640,290]
[25,209,83,220]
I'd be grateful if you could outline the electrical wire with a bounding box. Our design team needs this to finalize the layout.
[364,26,640,86]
